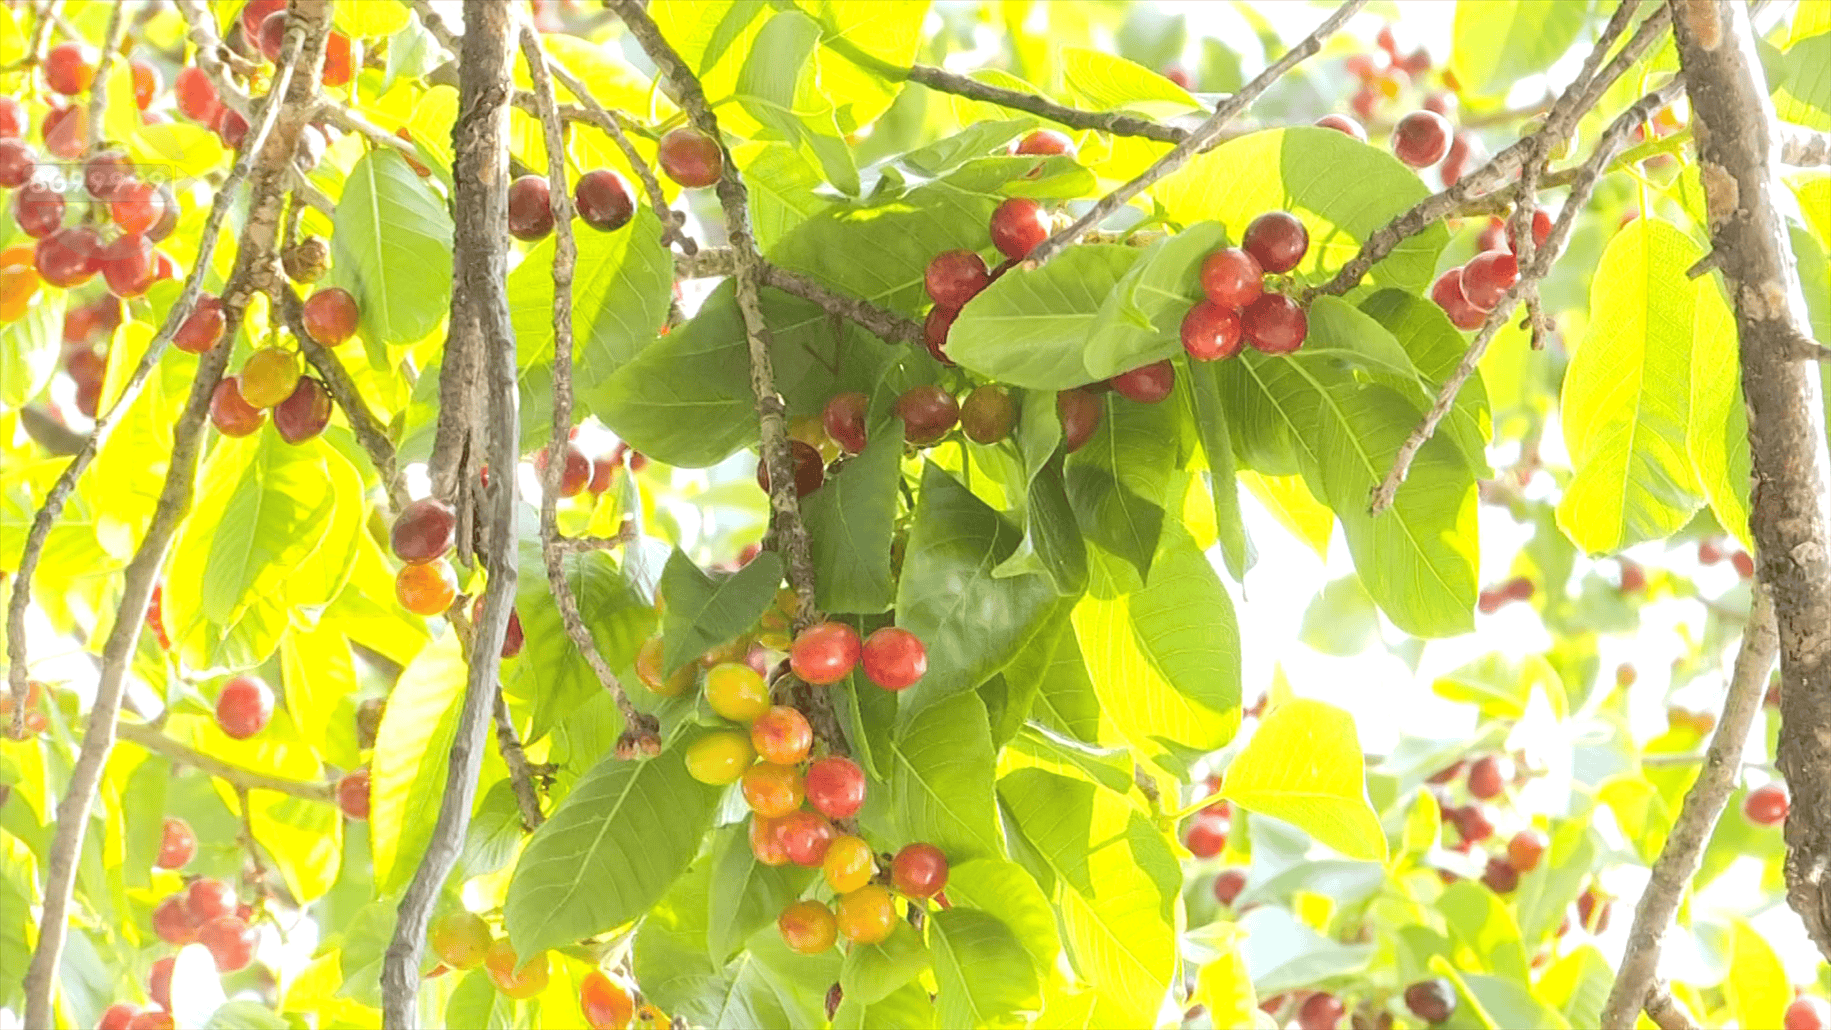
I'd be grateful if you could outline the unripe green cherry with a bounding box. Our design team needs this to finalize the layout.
[685,730,755,785]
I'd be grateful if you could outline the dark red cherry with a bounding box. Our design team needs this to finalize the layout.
[990,198,1050,262]
[1110,360,1173,403]
[1241,294,1308,354]
[1241,211,1308,274]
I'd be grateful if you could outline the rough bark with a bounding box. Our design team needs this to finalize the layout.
[1668,0,1831,961]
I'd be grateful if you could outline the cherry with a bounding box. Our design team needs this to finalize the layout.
[98,1002,142,1030]
[1429,268,1485,330]
[0,266,35,323]
[395,560,457,616]
[146,186,180,243]
[1200,247,1264,309]
[35,226,102,288]
[890,842,948,898]
[1477,218,1507,254]
[86,149,136,202]
[789,622,860,687]
[302,287,360,346]
[0,138,34,188]
[175,67,221,124]
[1181,301,1243,362]
[685,729,755,785]
[507,175,555,241]
[1297,992,1345,1030]
[199,915,258,971]
[257,10,287,62]
[147,956,175,1012]
[1507,209,1553,254]
[100,234,158,299]
[1481,854,1520,894]
[1785,996,1831,1030]
[391,497,457,564]
[1185,813,1228,857]
[750,814,792,866]
[271,375,332,444]
[1404,979,1455,1024]
[960,385,1017,444]
[239,347,302,408]
[1212,868,1247,906]
[1732,550,1756,579]
[1450,803,1496,844]
[44,42,96,95]
[925,249,991,310]
[42,104,87,159]
[535,442,590,497]
[1013,129,1075,158]
[215,107,250,151]
[152,895,200,944]
[125,1009,174,1030]
[822,392,869,454]
[1242,294,1308,354]
[740,762,804,818]
[1392,110,1452,168]
[1313,114,1368,142]
[1164,66,1193,88]
[320,32,355,87]
[111,180,167,235]
[1056,388,1102,453]
[756,439,824,497]
[429,911,493,969]
[574,169,634,232]
[706,662,771,723]
[186,877,237,923]
[1462,250,1519,310]
[861,626,926,691]
[210,377,267,437]
[923,304,959,366]
[805,755,866,819]
[896,385,959,445]
[1241,211,1309,274]
[1745,782,1789,826]
[658,127,724,187]
[14,183,65,238]
[580,970,634,1030]
[131,60,161,110]
[484,940,550,999]
[634,636,695,696]
[1466,755,1510,800]
[1111,360,1174,404]
[1440,131,1475,185]
[1577,886,1611,933]
[216,675,273,739]
[154,816,196,871]
[745,711,811,771]
[990,198,1050,261]
[821,834,874,895]
[777,809,837,867]
[240,0,286,36]
[337,767,371,820]
[0,96,24,139]
[1504,828,1548,873]
[835,884,897,945]
[777,900,838,954]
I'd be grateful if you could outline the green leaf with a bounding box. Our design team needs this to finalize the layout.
[329,149,454,348]
[840,921,931,1006]
[804,420,902,613]
[505,544,652,743]
[1536,945,1615,1029]
[1449,0,1589,98]
[504,745,721,959]
[1219,698,1387,861]
[1082,222,1226,383]
[659,548,784,675]
[370,632,466,891]
[1761,32,1831,129]
[1725,918,1791,1030]
[932,909,1042,1028]
[1300,575,1380,657]
[0,278,61,409]
[745,143,829,251]
[1004,611,1102,745]
[1151,128,1448,296]
[1065,392,1179,578]
[1357,288,1493,477]
[894,465,1060,721]
[1462,974,1571,1030]
[203,1001,289,1029]
[948,246,1143,389]
[1185,358,1255,581]
[1073,525,1240,768]
[1437,879,1529,983]
[444,969,515,1030]
[1060,46,1203,120]
[890,692,1002,862]
[1556,218,1737,554]
[333,0,407,35]
[942,857,1062,972]
[833,981,936,1030]
[736,10,859,195]
[706,824,813,962]
[1009,723,1135,794]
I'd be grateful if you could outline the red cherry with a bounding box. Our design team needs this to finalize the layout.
[175,296,227,354]
[1056,388,1102,453]
[1507,828,1548,872]
[1163,66,1193,88]
[1313,114,1368,142]
[85,150,136,202]
[44,42,96,95]
[1429,268,1486,330]
[215,107,250,151]
[890,842,949,898]
[1577,887,1611,933]
[152,895,200,944]
[860,627,925,691]
[989,198,1050,262]
[1732,550,1756,579]
[804,756,866,819]
[111,180,167,235]
[97,1002,142,1030]
[537,443,591,497]
[756,439,824,498]
[156,816,195,869]
[776,809,836,867]
[174,67,221,124]
[896,385,959,446]
[925,249,991,310]
[470,595,524,659]
[210,377,266,437]
[923,304,959,366]
[1477,218,1507,254]
[574,169,634,232]
[1013,129,1074,158]
[337,767,371,820]
[1212,868,1247,906]
[146,185,180,243]
[1466,755,1510,800]
[320,32,354,87]
[657,127,724,188]
[131,60,161,111]
[1392,110,1452,168]
[274,377,332,444]
[240,0,286,37]
[35,226,102,288]
[14,183,65,238]
[507,175,555,241]
[391,497,457,564]
[99,234,157,299]
[42,104,87,159]
[1199,247,1263,309]
[822,392,868,454]
[791,622,862,685]
[215,675,274,739]
[147,957,175,1012]
[1404,980,1455,1024]
[0,138,35,188]
[302,287,361,346]
[186,877,237,922]
[1440,132,1476,186]
[1507,209,1553,254]
[198,915,258,972]
[1480,854,1520,894]
[1110,359,1174,404]
[1297,992,1346,1030]
[1185,812,1227,857]
[1745,782,1789,826]
[257,11,287,62]
[579,969,634,1030]
[0,96,25,139]
[1449,803,1496,844]
[1182,301,1243,362]
[1462,250,1518,311]
[1241,211,1309,274]
[1785,996,1831,1030]
[1241,294,1308,354]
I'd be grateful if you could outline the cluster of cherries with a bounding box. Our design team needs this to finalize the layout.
[1425,753,1550,896]
[1180,210,1313,362]
[388,494,527,656]
[208,672,370,818]
[167,0,356,153]
[0,679,49,738]
[506,126,724,241]
[1428,233,1526,332]
[425,911,638,1026]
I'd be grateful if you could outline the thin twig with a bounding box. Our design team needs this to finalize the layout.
[520,24,656,746]
[1368,81,1685,514]
[1643,981,1701,1030]
[234,785,273,889]
[903,63,1188,144]
[380,4,520,1025]
[550,530,636,554]
[1599,590,1778,1029]
[1021,1,1366,268]
[278,287,411,514]
[10,0,63,72]
[85,0,129,152]
[19,9,330,1026]
[117,721,336,803]
[492,692,544,830]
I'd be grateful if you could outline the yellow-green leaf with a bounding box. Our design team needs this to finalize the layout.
[1220,698,1387,861]
[1239,471,1332,557]
[1190,923,1256,1029]
[1724,918,1790,1030]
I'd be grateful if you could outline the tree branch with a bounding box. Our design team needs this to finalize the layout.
[277,287,411,514]
[84,0,128,152]
[492,691,545,830]
[1643,981,1701,1030]
[903,63,1188,144]
[1667,0,1831,965]
[1599,590,1779,1029]
[19,8,331,1025]
[1367,80,1686,514]
[1020,0,1366,269]
[380,4,521,1024]
[519,23,657,749]
[117,720,335,803]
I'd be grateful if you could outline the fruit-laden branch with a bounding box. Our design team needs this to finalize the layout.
[675,248,924,346]
[1599,590,1779,1029]
[3,1,320,730]
[84,0,127,151]
[1367,79,1686,515]
[519,24,658,752]
[278,288,412,514]
[1021,0,1366,269]
[902,63,1189,144]
[1667,0,1831,965]
[116,720,336,803]
[1782,126,1831,167]
[1644,981,1701,1030]
[381,4,521,1025]
[19,9,332,1027]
